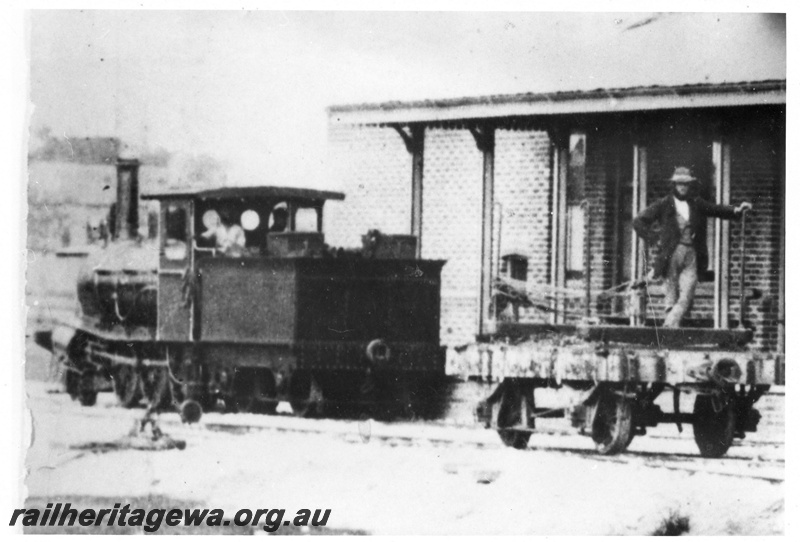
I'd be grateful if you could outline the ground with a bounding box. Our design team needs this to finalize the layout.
[21,375,783,535]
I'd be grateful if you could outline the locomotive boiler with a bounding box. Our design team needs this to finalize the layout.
[38,160,446,421]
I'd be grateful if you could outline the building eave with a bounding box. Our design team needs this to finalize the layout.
[327,80,786,126]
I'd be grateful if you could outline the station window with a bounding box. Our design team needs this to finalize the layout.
[503,254,528,282]
[566,205,585,278]
[566,132,587,279]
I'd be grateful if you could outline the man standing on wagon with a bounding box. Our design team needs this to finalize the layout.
[632,166,752,328]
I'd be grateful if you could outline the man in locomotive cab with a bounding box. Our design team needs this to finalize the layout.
[632,166,752,328]
[263,205,290,256]
[269,205,289,233]
[200,206,247,257]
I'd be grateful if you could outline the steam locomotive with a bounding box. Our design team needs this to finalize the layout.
[36,159,446,421]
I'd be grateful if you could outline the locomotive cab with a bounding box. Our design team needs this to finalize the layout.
[144,186,346,342]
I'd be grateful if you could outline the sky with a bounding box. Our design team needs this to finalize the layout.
[26,9,786,189]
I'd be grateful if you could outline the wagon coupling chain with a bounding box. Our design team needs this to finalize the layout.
[166,367,185,386]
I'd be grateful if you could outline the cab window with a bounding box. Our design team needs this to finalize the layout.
[164,204,188,260]
[294,207,319,232]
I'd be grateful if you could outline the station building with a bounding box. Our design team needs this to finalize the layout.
[324,18,785,356]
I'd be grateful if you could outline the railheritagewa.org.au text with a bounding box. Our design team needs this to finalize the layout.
[10,503,331,532]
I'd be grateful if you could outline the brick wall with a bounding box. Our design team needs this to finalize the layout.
[493,129,552,324]
[421,129,483,346]
[325,125,411,249]
[727,120,783,351]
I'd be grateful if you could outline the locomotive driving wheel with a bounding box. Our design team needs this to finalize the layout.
[113,364,142,408]
[692,393,736,458]
[590,390,633,455]
[496,379,534,450]
[289,371,324,418]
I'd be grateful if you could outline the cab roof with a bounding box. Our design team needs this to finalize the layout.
[141,185,345,202]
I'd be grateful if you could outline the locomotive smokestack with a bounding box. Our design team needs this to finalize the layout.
[114,157,141,240]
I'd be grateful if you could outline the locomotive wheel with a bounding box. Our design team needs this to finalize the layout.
[141,366,172,410]
[289,372,324,418]
[113,364,142,408]
[179,400,203,424]
[65,369,80,400]
[233,370,277,415]
[76,372,98,407]
[65,369,98,406]
[591,392,633,455]
[496,380,532,450]
[693,394,736,458]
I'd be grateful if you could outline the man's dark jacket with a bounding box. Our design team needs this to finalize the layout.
[632,195,740,278]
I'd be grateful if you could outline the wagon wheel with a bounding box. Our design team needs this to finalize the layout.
[591,391,633,455]
[289,372,325,418]
[693,394,736,458]
[233,370,278,415]
[140,365,172,410]
[113,364,142,408]
[496,380,532,450]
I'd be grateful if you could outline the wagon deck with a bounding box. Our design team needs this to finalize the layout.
[455,325,780,386]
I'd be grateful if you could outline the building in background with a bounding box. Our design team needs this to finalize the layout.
[27,136,169,253]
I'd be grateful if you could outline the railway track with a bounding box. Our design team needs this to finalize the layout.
[37,386,784,485]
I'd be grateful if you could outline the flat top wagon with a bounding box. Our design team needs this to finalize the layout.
[461,321,781,457]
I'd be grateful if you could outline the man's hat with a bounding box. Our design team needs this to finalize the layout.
[669,166,697,183]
